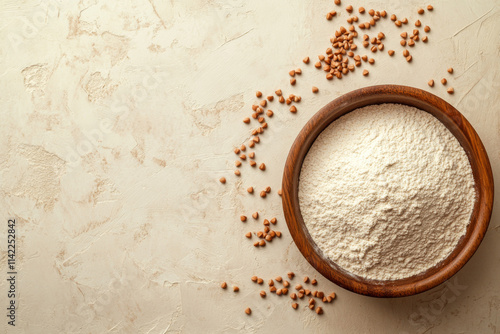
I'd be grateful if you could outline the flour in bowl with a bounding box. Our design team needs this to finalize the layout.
[298,104,476,281]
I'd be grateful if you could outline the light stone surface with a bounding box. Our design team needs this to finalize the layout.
[0,0,499,333]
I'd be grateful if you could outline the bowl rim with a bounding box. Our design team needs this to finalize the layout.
[282,84,494,298]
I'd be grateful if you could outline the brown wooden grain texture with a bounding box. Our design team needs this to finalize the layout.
[282,85,494,298]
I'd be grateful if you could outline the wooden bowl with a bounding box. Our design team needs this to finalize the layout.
[282,85,494,297]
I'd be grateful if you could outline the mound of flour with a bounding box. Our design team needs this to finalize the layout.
[299,104,476,281]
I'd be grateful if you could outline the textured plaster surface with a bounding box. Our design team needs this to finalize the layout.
[0,0,499,333]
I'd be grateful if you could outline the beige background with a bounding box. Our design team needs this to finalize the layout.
[0,0,499,333]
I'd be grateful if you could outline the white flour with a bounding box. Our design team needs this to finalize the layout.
[299,104,476,281]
